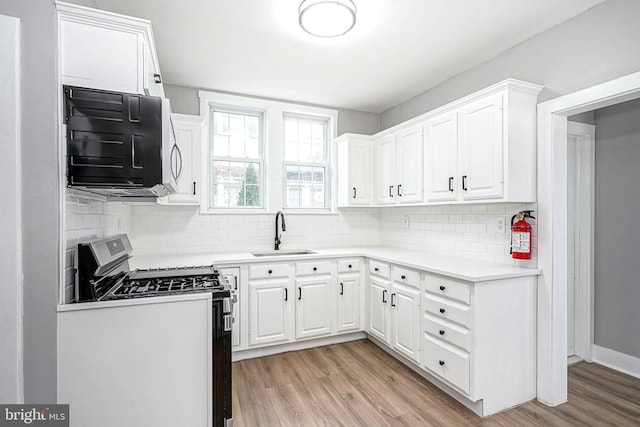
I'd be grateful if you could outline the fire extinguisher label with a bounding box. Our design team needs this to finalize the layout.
[512,232,530,253]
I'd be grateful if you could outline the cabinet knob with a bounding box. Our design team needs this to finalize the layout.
[375,267,379,272]
[439,360,445,366]
[268,269,273,274]
[439,308,446,314]
[439,330,445,335]
[439,285,446,291]
[348,264,352,269]
[313,267,317,271]
[401,275,406,280]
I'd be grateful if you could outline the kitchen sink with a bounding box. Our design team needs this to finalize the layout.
[251,250,316,257]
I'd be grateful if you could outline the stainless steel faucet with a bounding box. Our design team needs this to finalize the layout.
[274,211,286,250]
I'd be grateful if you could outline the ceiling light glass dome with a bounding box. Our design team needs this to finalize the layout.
[298,0,357,38]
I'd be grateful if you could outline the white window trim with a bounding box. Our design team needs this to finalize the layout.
[198,90,338,214]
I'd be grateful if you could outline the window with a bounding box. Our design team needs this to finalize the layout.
[209,107,263,209]
[283,114,329,209]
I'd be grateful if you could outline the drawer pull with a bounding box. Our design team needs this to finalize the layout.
[268,269,273,274]
[401,275,406,280]
[439,330,445,335]
[439,285,446,291]
[313,267,317,271]
[439,360,445,366]
[375,267,379,272]
[348,264,352,269]
[439,308,446,314]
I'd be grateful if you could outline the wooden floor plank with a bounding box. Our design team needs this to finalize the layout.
[232,339,640,426]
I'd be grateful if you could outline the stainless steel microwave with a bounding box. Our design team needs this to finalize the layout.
[64,86,180,199]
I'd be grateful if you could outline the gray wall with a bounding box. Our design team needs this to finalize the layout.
[164,83,381,136]
[593,98,640,358]
[0,0,59,403]
[381,0,640,129]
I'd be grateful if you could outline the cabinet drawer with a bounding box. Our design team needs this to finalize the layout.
[422,334,470,394]
[424,274,471,304]
[393,266,420,289]
[369,260,390,278]
[295,261,332,276]
[337,259,360,274]
[249,263,290,279]
[423,313,470,351]
[423,294,472,328]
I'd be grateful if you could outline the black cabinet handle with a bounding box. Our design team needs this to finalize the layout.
[313,267,317,271]
[193,181,197,195]
[382,289,387,303]
[284,288,288,301]
[439,330,445,335]
[298,287,302,300]
[374,267,379,272]
[439,285,446,291]
[439,360,445,366]
[153,73,162,84]
[348,264,352,269]
[397,184,402,197]
[268,269,273,274]
[401,275,406,280]
[340,282,344,295]
[439,308,446,314]
[462,175,468,191]
[389,185,394,197]
[391,293,396,307]
[353,187,357,199]
[449,177,454,192]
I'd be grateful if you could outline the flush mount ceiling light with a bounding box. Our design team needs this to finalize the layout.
[298,0,357,38]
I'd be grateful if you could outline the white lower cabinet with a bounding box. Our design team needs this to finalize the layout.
[368,276,391,343]
[295,277,332,340]
[336,259,361,334]
[390,282,421,363]
[248,263,292,347]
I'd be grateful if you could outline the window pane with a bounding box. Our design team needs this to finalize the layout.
[283,116,326,163]
[284,164,326,209]
[212,161,261,208]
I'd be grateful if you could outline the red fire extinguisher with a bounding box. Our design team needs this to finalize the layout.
[510,210,535,260]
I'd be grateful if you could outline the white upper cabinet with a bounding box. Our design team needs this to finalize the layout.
[458,93,504,200]
[336,134,372,207]
[424,111,459,202]
[158,114,203,205]
[57,2,165,97]
[375,125,424,205]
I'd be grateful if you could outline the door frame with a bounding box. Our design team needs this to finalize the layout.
[566,121,595,363]
[537,71,640,406]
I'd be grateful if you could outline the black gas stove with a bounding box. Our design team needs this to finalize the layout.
[74,234,233,427]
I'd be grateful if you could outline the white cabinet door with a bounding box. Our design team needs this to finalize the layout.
[336,135,372,207]
[459,93,504,200]
[249,279,292,346]
[391,283,421,363]
[336,276,360,333]
[424,112,459,202]
[376,135,397,205]
[158,114,203,205]
[295,277,332,340]
[368,276,390,344]
[396,125,424,204]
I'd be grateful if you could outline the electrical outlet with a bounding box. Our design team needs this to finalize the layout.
[496,216,506,233]
[402,215,410,228]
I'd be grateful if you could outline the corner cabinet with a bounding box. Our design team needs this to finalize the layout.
[158,114,204,205]
[57,1,165,97]
[336,134,372,207]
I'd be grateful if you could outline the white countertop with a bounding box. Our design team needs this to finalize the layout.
[130,246,540,282]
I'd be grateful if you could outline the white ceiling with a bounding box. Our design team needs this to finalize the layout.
[75,0,603,113]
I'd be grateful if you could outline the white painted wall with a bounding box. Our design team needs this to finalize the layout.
[0,13,23,404]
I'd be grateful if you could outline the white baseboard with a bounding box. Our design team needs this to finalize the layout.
[592,345,640,379]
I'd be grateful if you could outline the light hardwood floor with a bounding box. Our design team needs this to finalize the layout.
[232,339,640,426]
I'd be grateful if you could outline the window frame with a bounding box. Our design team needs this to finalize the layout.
[199,90,338,214]
[207,104,266,210]
[282,113,331,211]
